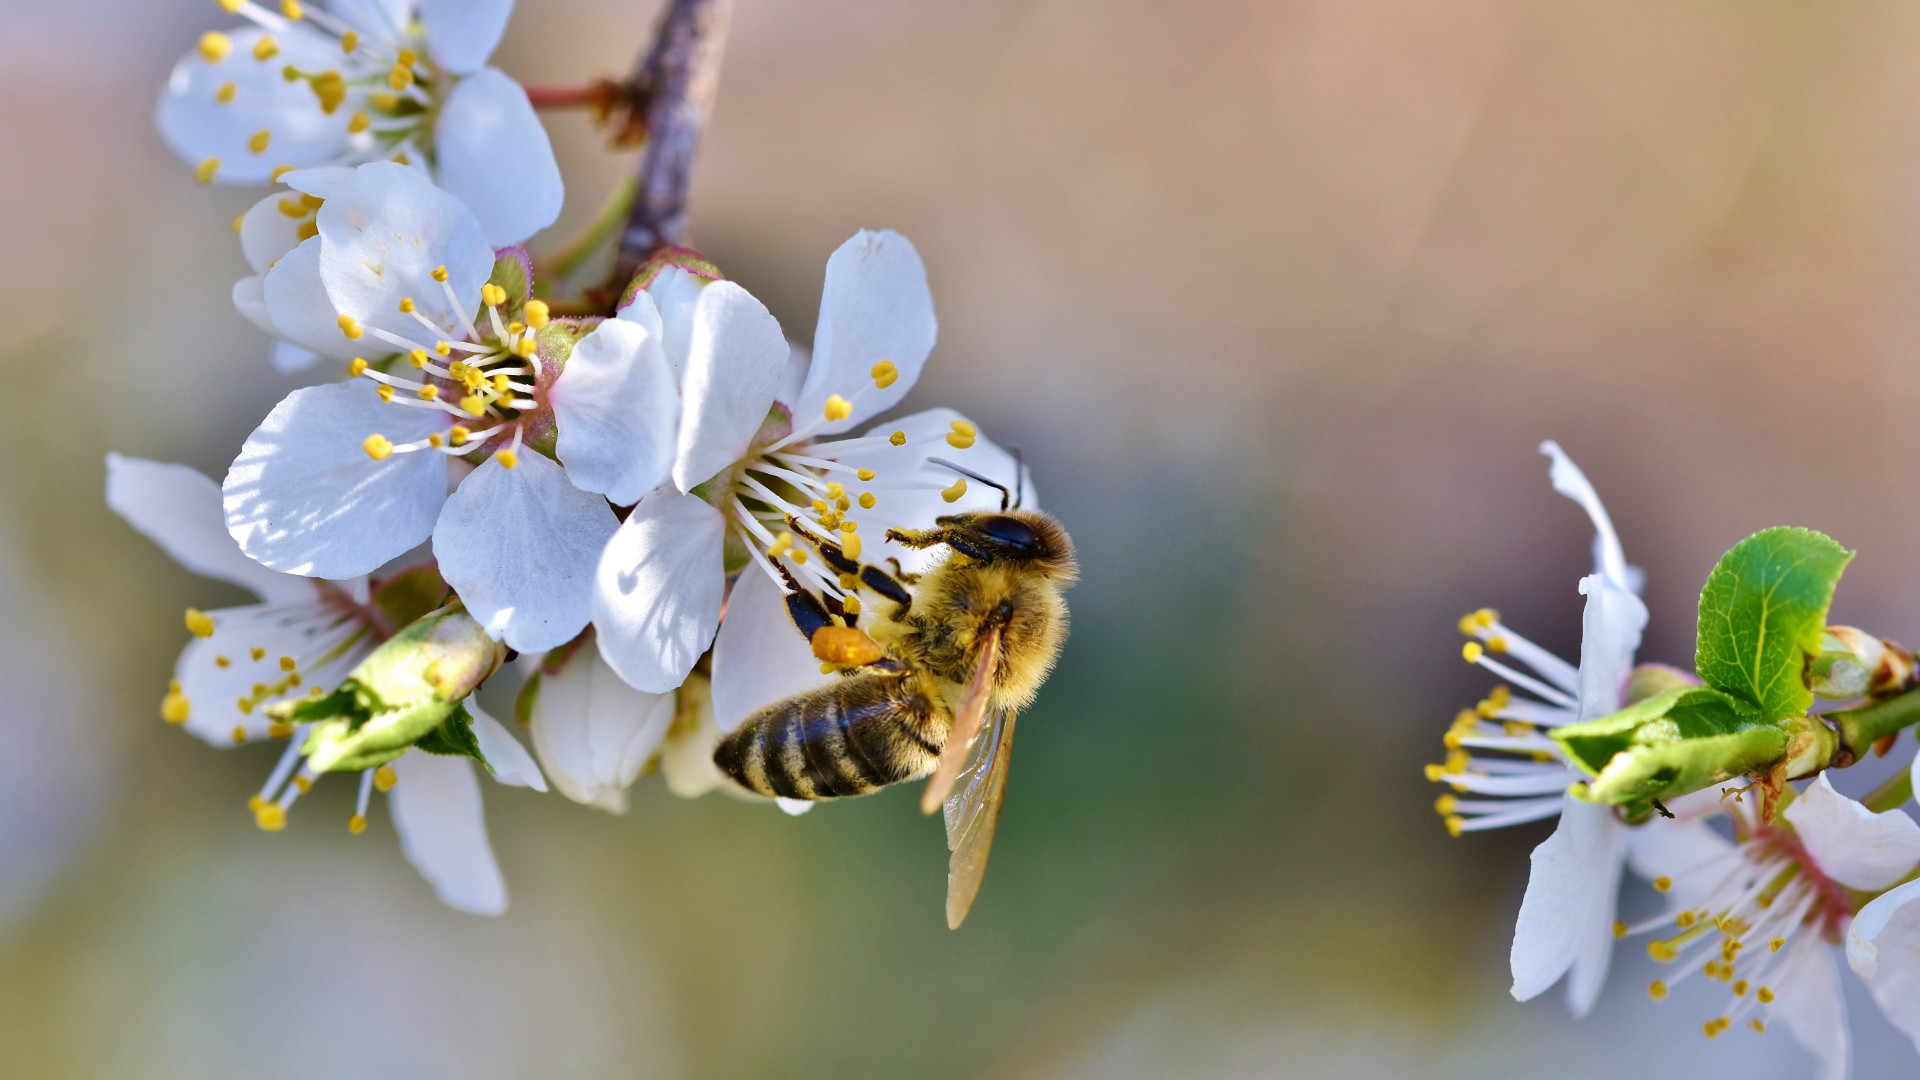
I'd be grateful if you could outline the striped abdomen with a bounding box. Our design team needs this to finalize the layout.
[714,673,946,800]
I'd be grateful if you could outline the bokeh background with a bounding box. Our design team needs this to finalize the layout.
[6,0,1920,1076]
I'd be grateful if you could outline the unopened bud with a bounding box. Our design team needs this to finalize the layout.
[1813,626,1915,700]
[1557,686,1791,807]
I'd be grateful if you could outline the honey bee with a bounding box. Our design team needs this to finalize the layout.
[713,459,1077,927]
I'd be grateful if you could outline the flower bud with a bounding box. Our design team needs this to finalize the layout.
[1812,626,1915,700]
[1556,686,1790,807]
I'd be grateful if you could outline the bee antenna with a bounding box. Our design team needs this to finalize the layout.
[926,456,1010,511]
[1008,446,1026,509]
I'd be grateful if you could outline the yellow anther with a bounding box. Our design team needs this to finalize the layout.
[313,71,346,113]
[883,430,904,447]
[842,595,863,615]
[1756,985,1775,1003]
[495,449,520,470]
[1423,763,1445,782]
[374,765,397,792]
[278,655,296,672]
[835,496,851,513]
[1461,641,1484,663]
[161,683,191,724]
[391,150,411,165]
[840,519,858,533]
[857,492,877,510]
[281,63,298,83]
[460,395,486,416]
[512,335,538,358]
[337,314,363,339]
[1732,979,1749,997]
[793,550,808,565]
[185,607,216,638]
[389,62,414,91]
[431,265,449,283]
[1434,794,1458,815]
[218,0,244,12]
[1443,814,1463,837]
[231,725,248,744]
[253,35,280,61]
[275,196,308,218]
[1485,636,1508,653]
[481,283,507,307]
[254,802,287,832]
[280,0,304,19]
[870,360,898,388]
[415,384,438,401]
[1653,876,1672,893]
[423,434,441,451]
[449,426,470,447]
[244,128,272,155]
[1613,920,1627,940]
[1677,911,1696,929]
[1475,685,1511,718]
[818,512,841,530]
[231,211,247,236]
[823,394,854,422]
[250,647,266,661]
[308,686,323,698]
[825,481,846,499]
[1769,937,1785,953]
[194,156,221,184]
[363,434,394,461]
[1702,1019,1723,1040]
[198,31,233,64]
[397,49,418,66]
[293,775,312,794]
[507,321,525,335]
[523,299,550,329]
[950,419,977,438]
[376,384,395,403]
[941,478,968,503]
[401,350,427,370]
[268,722,293,739]
[247,794,264,813]
[347,357,369,377]
[491,373,511,394]
[1750,1019,1765,1034]
[946,431,975,449]
[1648,980,1668,1001]
[215,655,231,668]
[269,165,297,184]
[852,469,874,484]
[369,91,398,111]
[215,80,239,105]
[819,661,836,674]
[835,574,858,592]
[840,532,862,560]
[1647,939,1678,962]
[811,499,830,515]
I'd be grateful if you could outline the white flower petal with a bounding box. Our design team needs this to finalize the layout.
[225,382,450,578]
[643,267,703,379]
[468,699,545,791]
[154,26,351,185]
[233,275,278,338]
[592,489,726,693]
[1508,799,1624,1012]
[674,283,789,492]
[239,191,311,276]
[660,675,726,798]
[433,68,563,246]
[316,162,494,344]
[108,454,311,604]
[1783,773,1920,891]
[776,798,815,816]
[1573,574,1646,723]
[279,165,358,201]
[328,0,413,43]
[261,236,364,360]
[832,407,1027,575]
[1539,441,1632,593]
[616,285,666,340]
[172,601,374,747]
[794,230,937,433]
[1767,938,1849,1080]
[420,0,512,74]
[527,644,676,812]
[433,450,618,652]
[710,564,835,734]
[270,340,321,373]
[1848,878,1920,1058]
[387,751,508,916]
[550,318,679,505]
[1625,817,1733,914]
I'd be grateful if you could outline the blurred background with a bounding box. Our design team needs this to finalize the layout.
[5,0,1920,1075]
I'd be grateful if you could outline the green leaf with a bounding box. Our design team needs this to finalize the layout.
[414,703,493,772]
[1695,527,1853,721]
[1552,685,1791,806]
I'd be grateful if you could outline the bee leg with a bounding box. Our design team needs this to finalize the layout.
[860,564,913,610]
[885,526,991,562]
[774,561,836,640]
[786,515,861,575]
[885,557,921,586]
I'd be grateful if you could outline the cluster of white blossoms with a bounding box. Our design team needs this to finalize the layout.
[1435,443,1920,1078]
[121,0,1027,914]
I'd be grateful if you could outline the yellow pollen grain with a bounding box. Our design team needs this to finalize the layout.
[840,532,862,560]
[822,394,853,422]
[496,449,520,469]
[819,661,836,675]
[1423,763,1445,782]
[397,49,418,66]
[434,341,452,357]
[348,814,367,835]
[253,35,279,61]
[215,655,231,668]
[1442,814,1463,837]
[1653,876,1672,893]
[1647,939,1678,963]
[341,29,359,53]
[398,300,416,317]
[161,684,191,724]
[280,0,304,19]
[1750,1019,1765,1034]
[250,646,266,661]
[337,314,363,339]
[793,550,808,565]
[524,299,550,329]
[278,655,296,672]
[1757,985,1775,1003]
[825,482,846,499]
[293,775,312,794]
[460,395,486,417]
[946,431,975,450]
[857,468,875,481]
[507,321,524,335]
[389,62,414,91]
[363,433,393,461]
[431,265,449,282]
[941,478,968,503]
[812,499,829,515]
[842,595,863,615]
[1612,920,1627,940]
[889,430,906,446]
[269,722,293,739]
[376,384,395,403]
[836,496,851,512]
[374,765,398,792]
[481,283,507,307]
[1461,641,1484,663]
[449,426,470,447]
[185,607,216,637]
[1485,636,1508,653]
[859,492,877,509]
[426,433,443,449]
[491,373,511,394]
[768,531,795,558]
[195,156,221,184]
[1733,979,1749,997]
[407,348,428,368]
[248,129,272,154]
[198,31,233,64]
[1434,794,1458,815]
[231,725,247,745]
[512,336,538,358]
[870,360,898,388]
[391,151,411,166]
[1648,980,1667,1001]
[1770,936,1785,953]
[247,794,264,813]
[839,572,859,590]
[840,519,858,533]
[417,384,439,401]
[254,802,287,832]
[347,357,368,377]
[950,419,977,438]
[215,80,239,104]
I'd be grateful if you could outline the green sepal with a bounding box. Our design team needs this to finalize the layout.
[371,563,448,633]
[1695,527,1853,722]
[1554,685,1788,805]
[414,702,493,772]
[486,248,534,315]
[616,246,724,310]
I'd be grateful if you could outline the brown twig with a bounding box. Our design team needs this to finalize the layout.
[612,0,734,286]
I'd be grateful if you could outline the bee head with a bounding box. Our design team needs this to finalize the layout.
[934,510,1076,578]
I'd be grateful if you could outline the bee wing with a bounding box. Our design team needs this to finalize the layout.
[919,621,1001,815]
[942,707,1016,929]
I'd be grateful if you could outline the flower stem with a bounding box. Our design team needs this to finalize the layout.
[1831,686,1920,760]
[613,0,734,285]
[538,177,639,289]
[1864,765,1914,813]
[524,83,608,109]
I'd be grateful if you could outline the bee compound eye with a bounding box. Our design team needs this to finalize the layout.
[977,515,1040,555]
